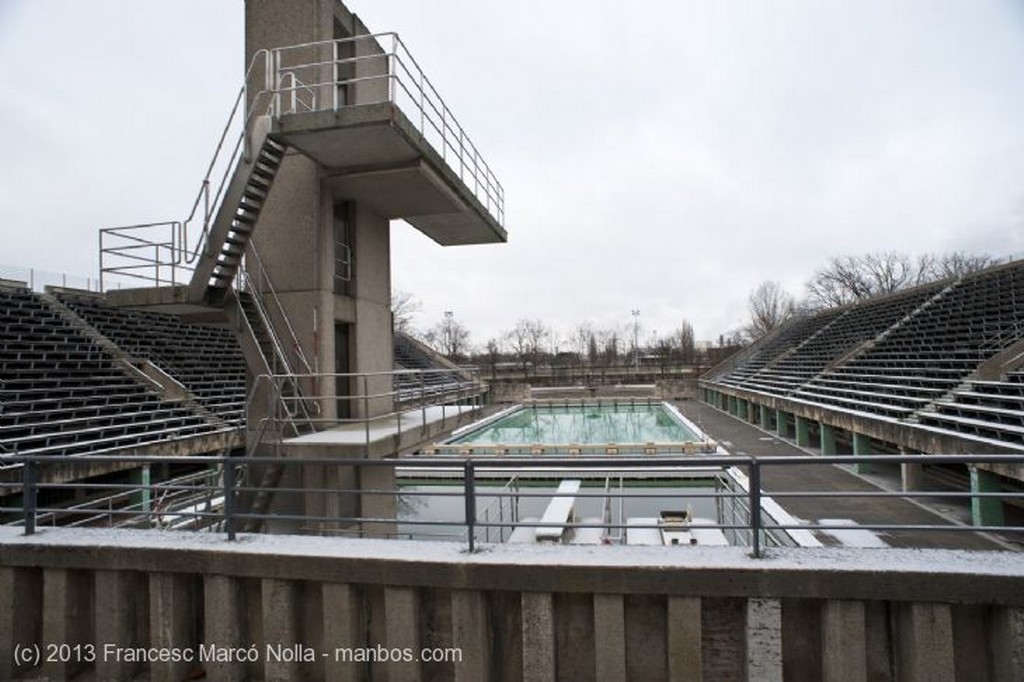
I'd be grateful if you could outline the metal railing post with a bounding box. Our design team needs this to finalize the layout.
[363,375,371,446]
[749,458,762,558]
[23,458,37,536]
[465,460,476,552]
[224,459,237,541]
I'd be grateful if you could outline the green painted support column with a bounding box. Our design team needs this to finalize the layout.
[819,423,837,456]
[759,404,771,430]
[130,465,151,515]
[795,416,811,447]
[852,433,871,474]
[970,467,1005,527]
[776,410,789,438]
[729,396,738,416]
[738,399,749,421]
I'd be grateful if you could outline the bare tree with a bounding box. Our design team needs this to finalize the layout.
[747,281,795,339]
[424,311,470,361]
[917,251,997,282]
[675,320,696,364]
[504,319,550,372]
[570,322,595,363]
[391,289,421,335]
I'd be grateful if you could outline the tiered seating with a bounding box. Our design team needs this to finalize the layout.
[794,264,1024,418]
[0,287,225,456]
[59,295,247,426]
[745,284,944,396]
[711,308,846,391]
[393,332,476,402]
[918,370,1024,445]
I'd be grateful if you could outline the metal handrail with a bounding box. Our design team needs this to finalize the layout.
[269,33,505,227]
[99,49,273,291]
[5,453,1023,555]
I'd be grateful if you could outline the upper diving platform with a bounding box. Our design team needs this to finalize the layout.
[268,34,507,246]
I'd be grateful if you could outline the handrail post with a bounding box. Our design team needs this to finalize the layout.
[749,458,762,558]
[23,458,37,536]
[465,459,476,552]
[224,458,237,541]
[363,375,371,446]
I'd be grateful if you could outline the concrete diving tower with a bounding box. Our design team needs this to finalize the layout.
[270,33,506,246]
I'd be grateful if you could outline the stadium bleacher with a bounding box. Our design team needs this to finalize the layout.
[703,260,1024,447]
[0,286,234,457]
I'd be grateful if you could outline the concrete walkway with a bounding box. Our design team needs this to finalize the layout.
[673,399,1012,551]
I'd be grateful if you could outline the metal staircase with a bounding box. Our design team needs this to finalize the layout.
[189,120,287,306]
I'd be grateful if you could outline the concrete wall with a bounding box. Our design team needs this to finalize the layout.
[2,528,1022,682]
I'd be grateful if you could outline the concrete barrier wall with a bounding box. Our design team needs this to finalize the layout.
[1,528,1022,681]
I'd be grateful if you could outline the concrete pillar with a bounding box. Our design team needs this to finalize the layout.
[204,574,245,682]
[667,596,702,682]
[852,433,871,474]
[149,573,195,682]
[360,465,397,538]
[130,464,151,515]
[1,567,42,680]
[263,578,301,682]
[820,423,837,456]
[821,600,866,682]
[95,570,142,682]
[897,602,954,682]
[385,586,421,682]
[901,460,925,492]
[322,583,362,682]
[970,467,1005,527]
[795,416,811,448]
[452,590,490,682]
[42,569,92,680]
[746,597,783,682]
[593,594,626,682]
[776,410,789,438]
[991,606,1024,682]
[521,592,556,682]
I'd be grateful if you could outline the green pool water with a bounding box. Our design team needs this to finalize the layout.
[449,402,700,445]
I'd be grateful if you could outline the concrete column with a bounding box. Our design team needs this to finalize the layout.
[452,590,490,682]
[1,567,42,680]
[130,464,151,515]
[991,606,1024,682]
[970,467,1005,527]
[821,600,866,682]
[42,569,92,680]
[360,465,397,538]
[667,596,702,682]
[95,570,141,682]
[897,602,954,682]
[851,433,871,474]
[149,573,195,682]
[385,586,421,682]
[593,594,626,682]
[901,461,925,492]
[795,416,811,447]
[776,410,789,438]
[746,597,783,682]
[322,583,362,682]
[521,592,556,682]
[820,424,837,456]
[204,574,245,682]
[263,578,301,682]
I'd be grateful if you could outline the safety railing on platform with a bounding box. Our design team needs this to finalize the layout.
[98,49,274,291]
[248,368,488,451]
[270,33,505,227]
[3,454,1022,557]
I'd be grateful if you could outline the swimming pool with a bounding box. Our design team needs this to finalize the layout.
[425,400,718,455]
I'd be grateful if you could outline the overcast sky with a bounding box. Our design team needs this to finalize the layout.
[2,1,1023,348]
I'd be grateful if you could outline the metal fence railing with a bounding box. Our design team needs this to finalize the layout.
[3,454,1022,558]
